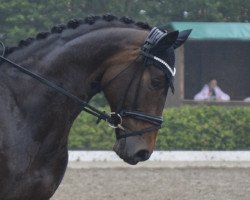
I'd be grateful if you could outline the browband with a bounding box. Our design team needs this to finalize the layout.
[140,51,176,77]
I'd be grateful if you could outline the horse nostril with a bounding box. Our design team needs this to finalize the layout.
[134,150,150,161]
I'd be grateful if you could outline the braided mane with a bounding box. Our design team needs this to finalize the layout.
[3,14,151,56]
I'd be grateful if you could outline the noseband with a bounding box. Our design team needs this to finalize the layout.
[0,27,175,140]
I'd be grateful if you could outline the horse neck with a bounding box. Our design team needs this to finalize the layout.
[44,27,146,99]
[3,27,147,122]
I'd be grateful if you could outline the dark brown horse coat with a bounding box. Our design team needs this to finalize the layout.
[0,15,190,199]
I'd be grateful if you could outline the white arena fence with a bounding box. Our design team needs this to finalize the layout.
[68,151,250,162]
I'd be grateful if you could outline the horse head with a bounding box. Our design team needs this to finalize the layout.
[101,27,191,164]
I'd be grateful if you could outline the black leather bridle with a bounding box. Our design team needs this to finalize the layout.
[107,28,177,139]
[0,27,175,140]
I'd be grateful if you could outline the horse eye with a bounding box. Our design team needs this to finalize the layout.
[150,79,162,89]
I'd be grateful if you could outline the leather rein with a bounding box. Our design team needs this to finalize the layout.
[0,27,175,140]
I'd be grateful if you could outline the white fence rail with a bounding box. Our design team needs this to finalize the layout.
[68,151,250,162]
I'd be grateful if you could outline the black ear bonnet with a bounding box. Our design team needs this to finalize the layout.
[140,27,177,93]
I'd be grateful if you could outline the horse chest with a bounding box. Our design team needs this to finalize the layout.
[0,146,68,200]
[0,99,68,199]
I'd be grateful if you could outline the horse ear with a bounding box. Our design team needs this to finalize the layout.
[150,30,179,53]
[173,29,192,49]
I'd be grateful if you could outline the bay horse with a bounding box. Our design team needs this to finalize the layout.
[0,14,190,199]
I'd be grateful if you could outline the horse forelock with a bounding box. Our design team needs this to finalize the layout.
[4,14,152,57]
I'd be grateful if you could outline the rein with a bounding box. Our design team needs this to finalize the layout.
[0,27,176,140]
[0,51,120,129]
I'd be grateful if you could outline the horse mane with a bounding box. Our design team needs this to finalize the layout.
[3,14,152,56]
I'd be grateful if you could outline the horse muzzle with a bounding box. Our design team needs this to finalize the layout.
[113,127,156,165]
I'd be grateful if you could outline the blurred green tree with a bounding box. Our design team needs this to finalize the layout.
[1,0,250,45]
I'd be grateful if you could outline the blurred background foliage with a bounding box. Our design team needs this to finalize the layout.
[69,105,250,150]
[1,0,250,45]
